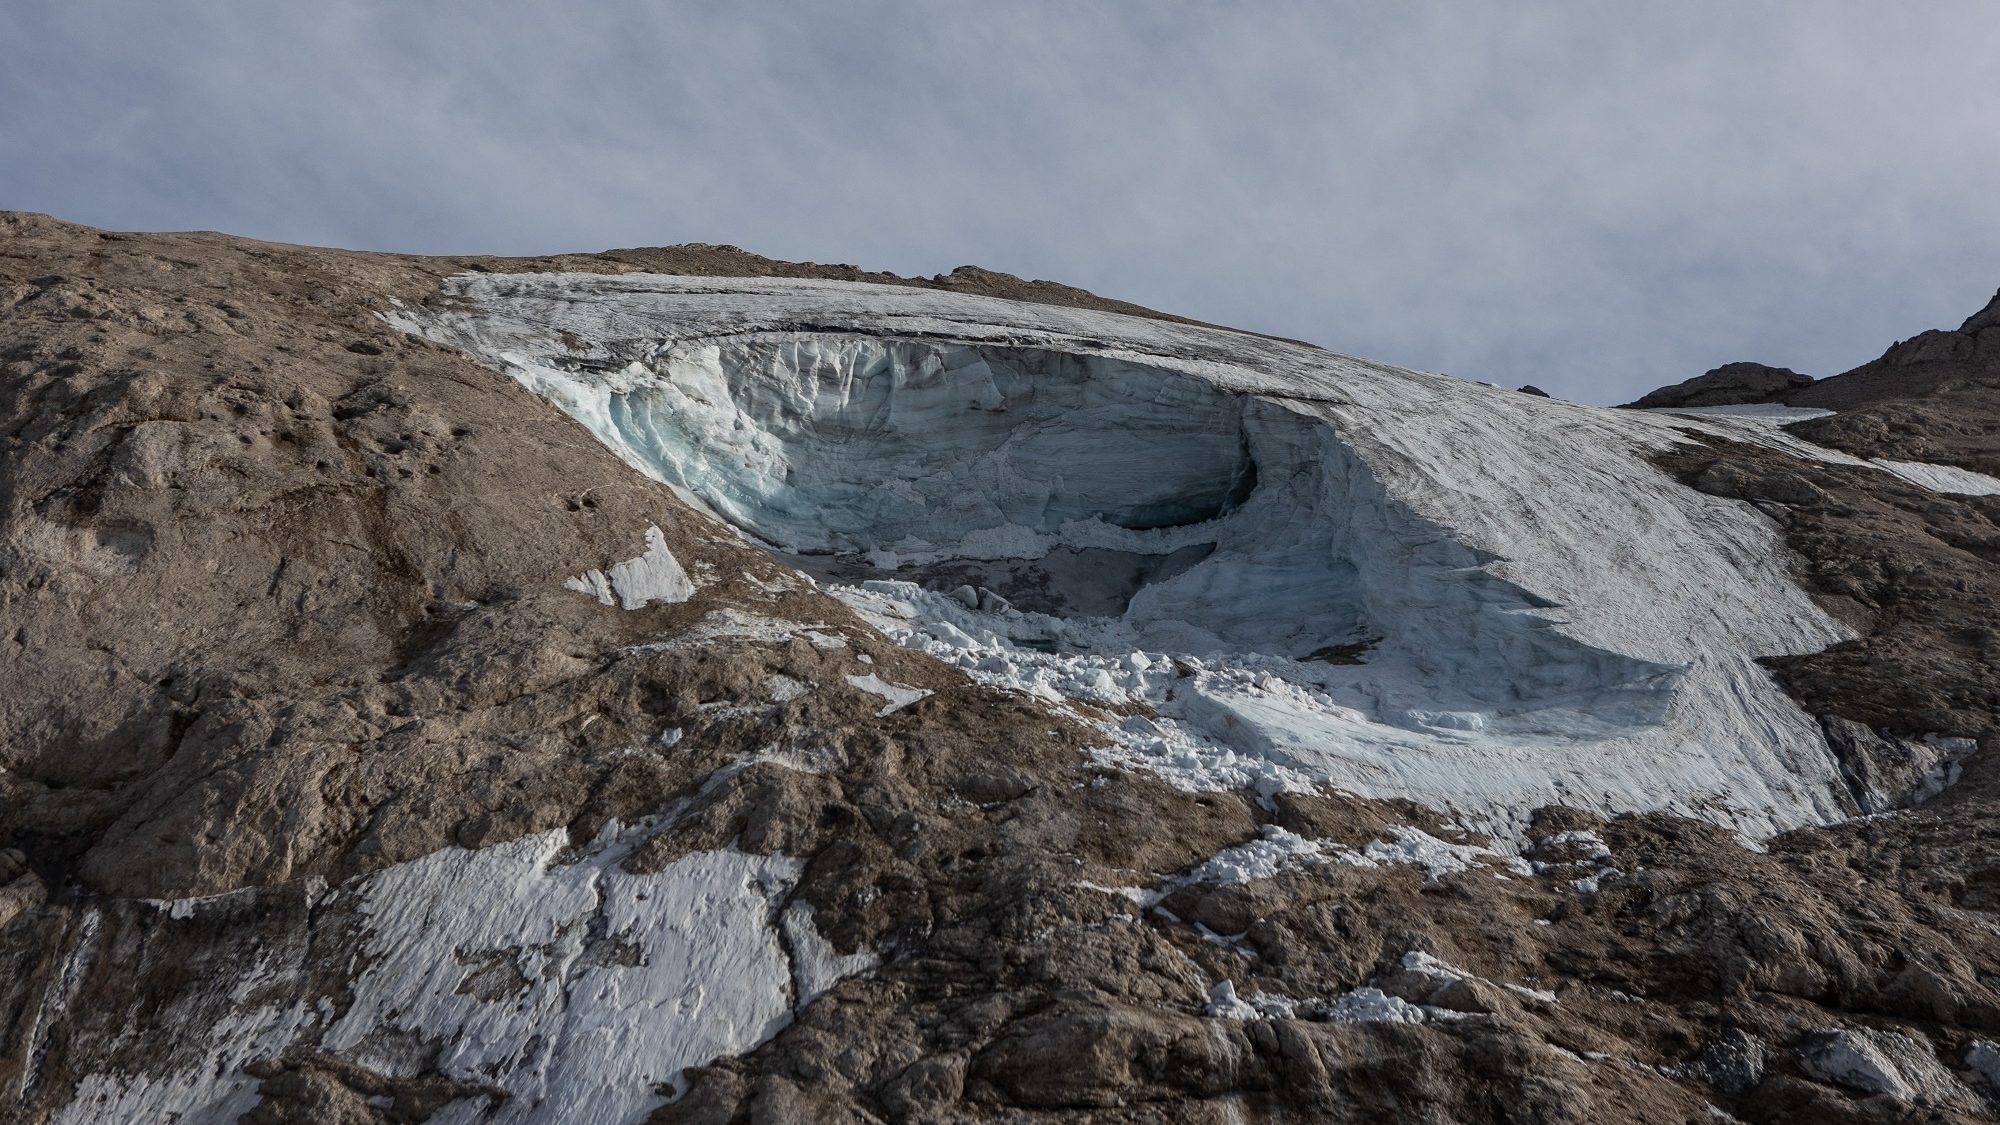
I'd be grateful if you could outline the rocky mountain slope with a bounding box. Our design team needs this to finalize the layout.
[3,212,1999,1123]
[1625,292,2000,477]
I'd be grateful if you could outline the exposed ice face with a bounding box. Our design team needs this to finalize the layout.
[390,273,1867,839]
[56,819,874,1125]
[613,338,1261,554]
[518,331,1660,710]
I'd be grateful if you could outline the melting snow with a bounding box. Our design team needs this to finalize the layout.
[843,673,930,715]
[1872,459,2000,496]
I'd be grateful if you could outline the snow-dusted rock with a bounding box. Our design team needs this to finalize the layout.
[1795,1028,1966,1104]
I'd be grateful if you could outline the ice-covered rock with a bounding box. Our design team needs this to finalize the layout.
[844,672,930,715]
[1202,980,1296,1021]
[1323,986,1438,1025]
[1795,1028,1966,1104]
[1872,458,2000,496]
[1966,1040,2000,1095]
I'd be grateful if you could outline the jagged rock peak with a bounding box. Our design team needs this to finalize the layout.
[1958,287,2000,333]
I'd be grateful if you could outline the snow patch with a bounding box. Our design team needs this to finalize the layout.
[566,525,695,608]
[1203,980,1297,1021]
[57,820,873,1125]
[1571,868,1624,894]
[1538,829,1612,862]
[1178,826,1334,887]
[1873,459,2000,497]
[843,673,930,715]
[1361,827,1532,884]
[1645,405,2000,499]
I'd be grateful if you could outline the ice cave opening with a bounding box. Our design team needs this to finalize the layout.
[554,334,1678,725]
[596,336,1372,651]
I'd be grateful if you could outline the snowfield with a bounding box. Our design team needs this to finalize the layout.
[392,273,1887,839]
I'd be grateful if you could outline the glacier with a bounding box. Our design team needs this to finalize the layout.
[389,272,1877,839]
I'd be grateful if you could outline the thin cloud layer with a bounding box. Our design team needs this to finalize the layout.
[4,2,1997,401]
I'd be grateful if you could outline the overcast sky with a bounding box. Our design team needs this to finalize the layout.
[5,3,1998,402]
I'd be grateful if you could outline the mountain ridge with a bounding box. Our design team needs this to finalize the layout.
[5,212,2000,1124]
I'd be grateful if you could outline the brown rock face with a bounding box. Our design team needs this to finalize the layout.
[1623,362,1815,409]
[1785,293,2000,475]
[1627,287,2000,475]
[3,213,2000,1124]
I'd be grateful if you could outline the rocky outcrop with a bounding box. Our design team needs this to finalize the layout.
[1624,361,1815,409]
[1785,293,2000,475]
[1629,288,2000,476]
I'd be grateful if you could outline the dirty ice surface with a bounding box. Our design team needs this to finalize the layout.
[1873,459,2000,496]
[1647,403,1835,424]
[391,273,1877,840]
[55,819,872,1125]
[1647,405,2000,496]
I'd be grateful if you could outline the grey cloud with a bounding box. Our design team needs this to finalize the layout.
[4,2,1998,402]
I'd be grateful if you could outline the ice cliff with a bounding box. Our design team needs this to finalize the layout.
[392,273,1862,838]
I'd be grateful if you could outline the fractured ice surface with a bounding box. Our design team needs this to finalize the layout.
[57,820,870,1125]
[390,273,1877,838]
